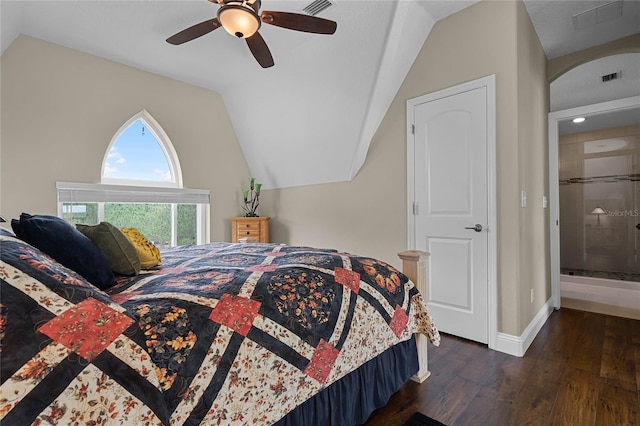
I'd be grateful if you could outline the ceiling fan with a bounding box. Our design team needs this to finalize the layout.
[166,0,337,68]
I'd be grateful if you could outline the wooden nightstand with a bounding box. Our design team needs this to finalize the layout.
[231,217,270,243]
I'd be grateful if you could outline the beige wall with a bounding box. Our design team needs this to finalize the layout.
[1,0,550,337]
[261,0,549,336]
[548,33,640,83]
[0,35,250,242]
[516,1,551,333]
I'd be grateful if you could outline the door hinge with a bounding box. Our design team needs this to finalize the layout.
[411,124,415,135]
[412,201,419,215]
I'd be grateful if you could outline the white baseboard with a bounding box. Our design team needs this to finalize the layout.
[492,276,640,357]
[494,298,554,357]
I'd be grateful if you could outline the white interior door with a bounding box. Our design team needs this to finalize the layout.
[412,85,489,344]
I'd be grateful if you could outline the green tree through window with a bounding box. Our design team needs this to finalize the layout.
[59,110,208,248]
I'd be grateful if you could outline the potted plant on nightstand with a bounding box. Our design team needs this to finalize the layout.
[233,178,270,243]
[242,177,262,217]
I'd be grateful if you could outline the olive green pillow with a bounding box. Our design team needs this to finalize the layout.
[77,222,141,276]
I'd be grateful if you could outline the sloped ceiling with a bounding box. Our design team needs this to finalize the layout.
[0,0,476,189]
[2,1,638,189]
[524,0,640,59]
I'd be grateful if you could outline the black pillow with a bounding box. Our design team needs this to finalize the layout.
[11,219,26,240]
[17,213,115,290]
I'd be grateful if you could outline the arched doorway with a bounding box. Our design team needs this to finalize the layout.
[548,53,640,317]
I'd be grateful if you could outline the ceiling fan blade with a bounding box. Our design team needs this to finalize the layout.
[166,18,221,45]
[246,32,274,68]
[261,11,337,35]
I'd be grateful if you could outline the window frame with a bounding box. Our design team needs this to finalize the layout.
[57,182,210,246]
[101,109,183,188]
[57,110,210,246]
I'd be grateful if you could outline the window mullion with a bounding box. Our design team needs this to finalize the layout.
[98,203,105,222]
[197,205,203,245]
[171,204,178,247]
[199,204,209,245]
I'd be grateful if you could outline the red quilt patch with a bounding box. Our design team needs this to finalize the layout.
[110,290,142,305]
[304,339,340,383]
[38,297,134,361]
[389,305,409,338]
[209,294,261,336]
[334,268,360,293]
[247,264,278,273]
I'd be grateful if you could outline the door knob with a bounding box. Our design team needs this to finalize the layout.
[465,224,483,232]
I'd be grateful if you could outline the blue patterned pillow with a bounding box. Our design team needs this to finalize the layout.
[16,213,115,290]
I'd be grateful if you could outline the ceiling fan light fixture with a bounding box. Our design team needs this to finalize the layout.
[218,4,260,38]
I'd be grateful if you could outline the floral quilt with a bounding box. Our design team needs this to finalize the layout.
[0,233,439,425]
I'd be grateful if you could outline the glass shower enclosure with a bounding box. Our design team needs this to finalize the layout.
[559,118,640,281]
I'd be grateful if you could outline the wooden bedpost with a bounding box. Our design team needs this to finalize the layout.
[398,250,431,383]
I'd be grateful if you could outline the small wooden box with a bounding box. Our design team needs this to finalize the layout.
[231,217,270,243]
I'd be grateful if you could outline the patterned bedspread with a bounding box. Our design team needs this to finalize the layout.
[0,234,439,425]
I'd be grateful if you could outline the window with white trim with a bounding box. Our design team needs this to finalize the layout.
[58,110,209,248]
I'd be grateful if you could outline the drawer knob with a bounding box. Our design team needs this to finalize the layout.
[246,224,250,228]
[246,231,250,235]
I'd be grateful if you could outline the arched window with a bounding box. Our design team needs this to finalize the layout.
[102,110,182,187]
[57,111,209,248]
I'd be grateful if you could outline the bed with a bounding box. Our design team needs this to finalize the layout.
[0,226,439,425]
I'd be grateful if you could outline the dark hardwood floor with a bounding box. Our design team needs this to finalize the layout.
[363,308,640,425]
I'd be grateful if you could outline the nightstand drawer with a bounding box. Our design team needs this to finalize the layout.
[231,217,270,243]
[238,222,260,232]
[239,229,259,237]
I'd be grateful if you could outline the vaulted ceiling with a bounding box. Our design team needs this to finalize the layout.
[2,1,639,188]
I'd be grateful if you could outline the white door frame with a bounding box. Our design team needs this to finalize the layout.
[548,95,640,309]
[407,75,497,350]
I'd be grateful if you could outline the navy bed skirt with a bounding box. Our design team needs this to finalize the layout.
[275,335,418,426]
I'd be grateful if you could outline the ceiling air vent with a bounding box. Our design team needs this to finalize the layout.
[601,71,621,83]
[572,0,623,31]
[303,0,334,16]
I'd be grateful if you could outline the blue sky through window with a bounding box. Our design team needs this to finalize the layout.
[103,119,172,182]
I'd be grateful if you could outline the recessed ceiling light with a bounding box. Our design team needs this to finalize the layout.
[573,117,586,123]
